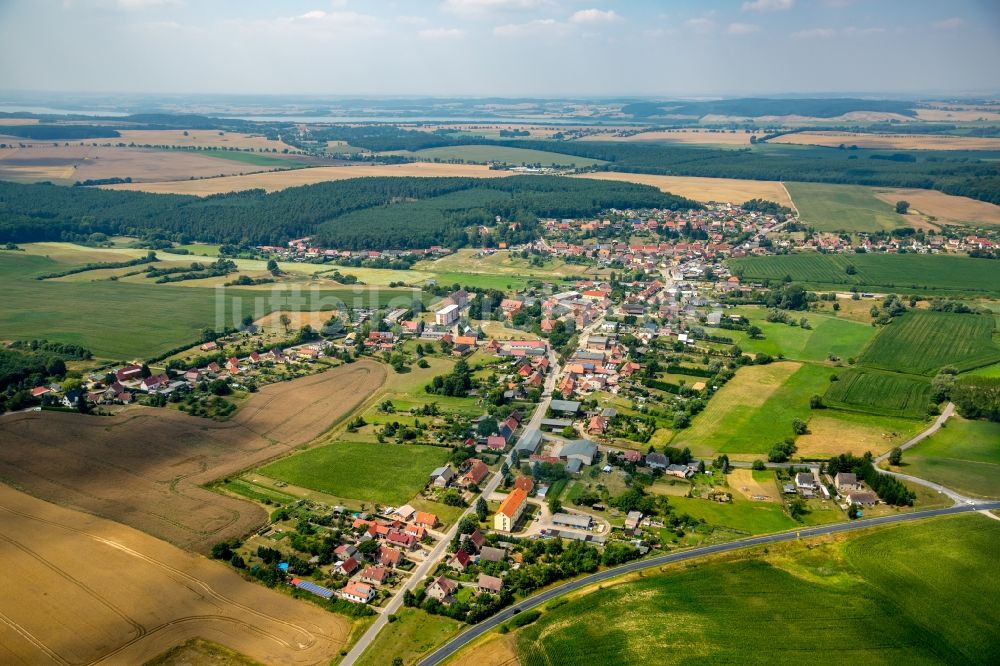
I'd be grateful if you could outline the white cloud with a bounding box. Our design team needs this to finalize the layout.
[397,16,430,25]
[727,22,759,35]
[742,0,793,12]
[115,0,182,8]
[418,27,465,39]
[933,17,963,30]
[442,0,549,16]
[790,27,836,39]
[684,17,715,35]
[791,25,883,39]
[493,18,565,37]
[569,9,621,25]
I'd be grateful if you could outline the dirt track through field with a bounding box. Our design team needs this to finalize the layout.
[0,360,385,553]
[0,484,349,665]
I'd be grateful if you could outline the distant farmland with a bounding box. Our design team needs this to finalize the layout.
[728,252,1000,296]
[858,311,1000,375]
[386,144,606,167]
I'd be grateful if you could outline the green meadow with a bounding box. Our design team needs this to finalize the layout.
[387,144,606,168]
[513,515,1000,665]
[895,416,1000,498]
[725,308,876,362]
[785,182,906,232]
[259,441,449,506]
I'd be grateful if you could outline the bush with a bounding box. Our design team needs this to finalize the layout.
[751,459,766,471]
[507,609,542,629]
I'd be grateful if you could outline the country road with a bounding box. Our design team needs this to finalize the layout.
[419,500,1000,666]
[340,347,561,665]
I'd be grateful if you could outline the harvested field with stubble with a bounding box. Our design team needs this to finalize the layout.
[573,171,793,206]
[0,144,285,184]
[578,129,757,146]
[872,187,1000,226]
[0,360,385,553]
[0,484,350,665]
[117,129,298,151]
[102,162,515,195]
[771,130,1000,151]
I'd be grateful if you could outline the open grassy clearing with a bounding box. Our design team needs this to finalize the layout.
[101,162,513,195]
[502,514,1000,665]
[859,310,1000,375]
[823,368,932,419]
[797,410,925,458]
[966,362,1000,377]
[357,608,462,666]
[771,130,1000,151]
[0,248,414,359]
[259,441,450,506]
[386,144,605,167]
[673,362,830,457]
[892,416,1000,498]
[724,307,876,362]
[424,248,587,278]
[572,171,793,206]
[871,187,1000,227]
[785,182,906,232]
[729,252,1000,296]
[666,495,798,534]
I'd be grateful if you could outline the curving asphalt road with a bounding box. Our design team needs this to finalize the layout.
[418,500,1000,666]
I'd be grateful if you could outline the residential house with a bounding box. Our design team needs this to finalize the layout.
[624,511,643,531]
[358,565,389,586]
[477,574,504,595]
[462,459,490,487]
[646,452,669,470]
[795,473,816,490]
[428,466,455,488]
[386,530,416,551]
[835,472,860,491]
[335,557,359,576]
[376,546,404,568]
[414,511,438,529]
[463,529,486,554]
[426,575,458,605]
[479,546,506,563]
[448,549,472,572]
[514,476,534,494]
[587,415,608,435]
[435,304,460,326]
[665,464,693,479]
[847,491,878,507]
[486,435,507,451]
[341,581,376,604]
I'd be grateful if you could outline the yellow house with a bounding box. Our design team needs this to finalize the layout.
[494,488,528,532]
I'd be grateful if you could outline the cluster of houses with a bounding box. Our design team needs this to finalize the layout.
[427,527,511,605]
[785,470,879,507]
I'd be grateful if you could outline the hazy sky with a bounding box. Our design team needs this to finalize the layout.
[1,0,998,97]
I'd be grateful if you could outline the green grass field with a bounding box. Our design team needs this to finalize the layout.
[387,144,605,168]
[895,416,1000,498]
[725,308,876,362]
[728,252,1000,296]
[358,608,461,666]
[966,361,1000,378]
[199,149,309,168]
[673,362,830,456]
[823,368,932,419]
[666,496,798,534]
[259,441,449,506]
[859,310,1000,375]
[0,247,419,359]
[786,182,906,232]
[513,515,1000,665]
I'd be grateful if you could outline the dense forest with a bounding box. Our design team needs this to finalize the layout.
[0,176,697,249]
[497,141,1000,205]
[0,125,123,140]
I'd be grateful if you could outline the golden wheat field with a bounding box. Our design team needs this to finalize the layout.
[771,130,1000,151]
[102,162,515,195]
[575,171,794,207]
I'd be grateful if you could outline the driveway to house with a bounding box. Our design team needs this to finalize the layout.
[874,402,954,463]
[418,500,1000,666]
